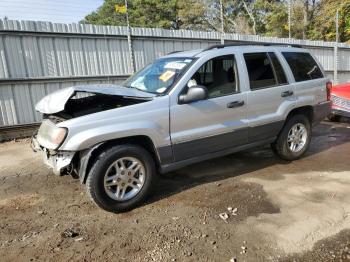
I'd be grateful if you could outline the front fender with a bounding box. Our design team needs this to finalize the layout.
[58,121,169,151]
[56,95,170,151]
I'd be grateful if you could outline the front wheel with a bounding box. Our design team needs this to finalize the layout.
[86,144,156,213]
[272,114,311,161]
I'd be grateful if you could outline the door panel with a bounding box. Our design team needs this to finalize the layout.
[170,54,248,162]
[170,93,248,161]
[244,52,296,142]
[246,86,290,142]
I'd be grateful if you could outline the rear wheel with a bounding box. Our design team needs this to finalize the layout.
[86,144,156,212]
[272,114,311,161]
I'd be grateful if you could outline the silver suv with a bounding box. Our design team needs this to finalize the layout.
[31,44,332,212]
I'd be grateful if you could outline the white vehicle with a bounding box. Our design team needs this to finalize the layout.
[32,44,331,212]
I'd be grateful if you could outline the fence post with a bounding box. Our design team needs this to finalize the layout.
[125,0,136,74]
[334,9,339,84]
[220,0,224,44]
[126,26,135,74]
[334,43,338,84]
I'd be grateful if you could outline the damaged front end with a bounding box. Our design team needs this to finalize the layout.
[31,84,155,176]
[31,120,75,176]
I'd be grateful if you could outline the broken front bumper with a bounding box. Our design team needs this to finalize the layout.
[31,135,75,175]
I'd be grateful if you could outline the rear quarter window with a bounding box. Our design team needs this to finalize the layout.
[282,52,324,82]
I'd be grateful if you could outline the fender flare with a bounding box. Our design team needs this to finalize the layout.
[78,143,104,184]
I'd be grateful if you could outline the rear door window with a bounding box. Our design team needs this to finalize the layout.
[244,52,277,90]
[282,52,323,82]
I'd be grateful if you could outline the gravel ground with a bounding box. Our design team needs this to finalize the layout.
[0,120,349,262]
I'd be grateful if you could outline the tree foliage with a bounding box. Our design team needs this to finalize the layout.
[252,0,288,37]
[309,0,350,42]
[83,0,179,29]
[82,0,350,43]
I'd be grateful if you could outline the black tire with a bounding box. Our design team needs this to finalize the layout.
[272,114,311,161]
[328,114,340,122]
[86,144,156,213]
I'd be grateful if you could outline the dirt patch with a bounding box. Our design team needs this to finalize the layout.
[155,178,280,220]
[282,229,350,261]
[0,194,44,210]
[0,168,280,261]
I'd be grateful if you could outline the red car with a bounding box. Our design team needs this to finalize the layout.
[329,82,350,121]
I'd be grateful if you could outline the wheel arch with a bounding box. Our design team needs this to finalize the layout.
[77,135,162,184]
[274,106,314,139]
[272,109,313,161]
[286,105,314,124]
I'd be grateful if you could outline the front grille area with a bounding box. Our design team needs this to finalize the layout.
[331,95,350,110]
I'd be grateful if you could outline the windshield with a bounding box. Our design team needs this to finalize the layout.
[123,57,194,94]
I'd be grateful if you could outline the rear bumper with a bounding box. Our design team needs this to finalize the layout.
[313,101,332,124]
[31,135,75,175]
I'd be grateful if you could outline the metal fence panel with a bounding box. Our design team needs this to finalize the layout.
[0,38,8,78]
[22,36,42,77]
[0,84,17,126]
[1,19,350,128]
[38,37,58,77]
[4,36,27,77]
[30,83,46,122]
[309,47,335,71]
[339,49,350,71]
[70,38,86,76]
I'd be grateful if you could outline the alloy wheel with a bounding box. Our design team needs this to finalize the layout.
[103,157,145,201]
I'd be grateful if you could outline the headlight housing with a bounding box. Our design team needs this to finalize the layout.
[37,120,68,150]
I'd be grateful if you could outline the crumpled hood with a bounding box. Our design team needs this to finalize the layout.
[35,84,155,114]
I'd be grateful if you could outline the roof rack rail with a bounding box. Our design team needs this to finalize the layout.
[202,42,302,52]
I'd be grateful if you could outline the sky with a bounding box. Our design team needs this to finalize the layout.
[0,0,104,24]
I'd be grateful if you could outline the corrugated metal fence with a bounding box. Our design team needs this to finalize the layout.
[1,19,350,129]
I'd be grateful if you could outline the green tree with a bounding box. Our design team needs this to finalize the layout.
[82,0,350,43]
[251,0,318,39]
[252,0,288,37]
[182,0,256,34]
[82,0,255,33]
[177,0,216,31]
[309,0,350,43]
[83,0,179,29]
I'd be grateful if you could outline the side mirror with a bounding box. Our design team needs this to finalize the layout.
[178,85,208,104]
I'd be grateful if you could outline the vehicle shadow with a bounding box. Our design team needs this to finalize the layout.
[146,121,350,206]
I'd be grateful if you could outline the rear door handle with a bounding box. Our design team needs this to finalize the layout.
[281,90,294,97]
[227,100,245,108]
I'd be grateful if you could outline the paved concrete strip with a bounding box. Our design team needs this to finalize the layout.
[241,169,350,254]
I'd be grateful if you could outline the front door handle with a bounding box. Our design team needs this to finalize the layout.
[281,90,294,97]
[227,100,245,108]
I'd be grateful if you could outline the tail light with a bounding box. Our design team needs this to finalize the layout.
[326,81,332,101]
